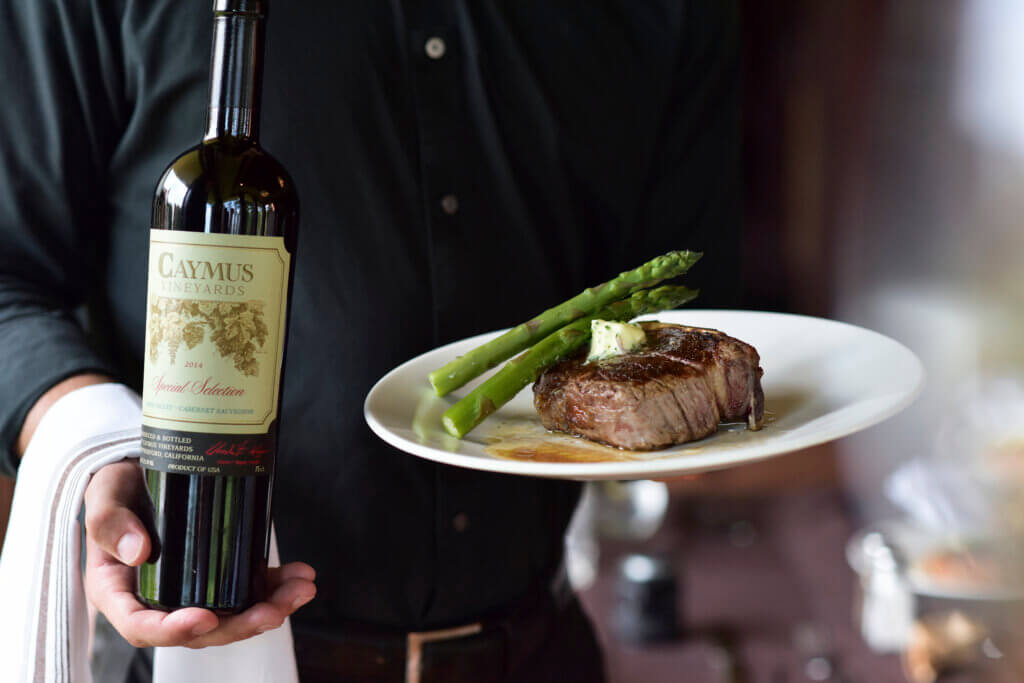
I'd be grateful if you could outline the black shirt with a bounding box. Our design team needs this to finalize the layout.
[0,0,739,630]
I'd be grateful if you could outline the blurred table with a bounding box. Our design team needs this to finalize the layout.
[577,486,1022,683]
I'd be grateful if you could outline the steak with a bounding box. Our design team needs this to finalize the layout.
[533,322,764,450]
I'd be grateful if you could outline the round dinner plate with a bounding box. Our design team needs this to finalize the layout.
[847,520,1024,601]
[364,310,924,481]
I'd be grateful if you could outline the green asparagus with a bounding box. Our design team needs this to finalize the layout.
[428,251,701,396]
[441,285,698,439]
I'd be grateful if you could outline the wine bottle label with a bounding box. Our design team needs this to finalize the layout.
[140,230,290,476]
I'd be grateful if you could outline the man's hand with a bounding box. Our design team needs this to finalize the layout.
[83,460,316,649]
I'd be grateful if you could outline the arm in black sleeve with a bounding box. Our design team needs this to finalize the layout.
[0,0,128,476]
[630,0,742,308]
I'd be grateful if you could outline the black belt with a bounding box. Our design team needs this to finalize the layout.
[293,571,573,683]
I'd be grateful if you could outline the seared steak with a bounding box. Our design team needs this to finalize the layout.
[533,322,764,450]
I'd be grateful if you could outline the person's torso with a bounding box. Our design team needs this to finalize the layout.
[96,0,734,629]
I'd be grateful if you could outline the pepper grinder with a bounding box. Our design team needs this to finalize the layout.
[612,553,680,643]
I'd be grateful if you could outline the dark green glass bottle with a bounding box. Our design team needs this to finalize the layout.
[138,0,297,614]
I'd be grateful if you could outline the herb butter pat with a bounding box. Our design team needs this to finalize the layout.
[587,319,647,362]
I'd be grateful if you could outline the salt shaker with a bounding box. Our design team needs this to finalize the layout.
[858,532,916,652]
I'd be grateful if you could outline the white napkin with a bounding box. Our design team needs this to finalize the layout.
[0,383,298,683]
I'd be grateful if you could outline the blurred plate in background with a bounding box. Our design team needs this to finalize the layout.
[848,519,1024,602]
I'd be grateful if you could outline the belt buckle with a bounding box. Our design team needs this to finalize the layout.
[405,622,483,683]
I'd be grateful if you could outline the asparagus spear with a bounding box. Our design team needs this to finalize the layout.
[441,285,698,439]
[428,250,702,396]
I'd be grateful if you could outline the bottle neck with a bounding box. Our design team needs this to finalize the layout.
[204,10,265,142]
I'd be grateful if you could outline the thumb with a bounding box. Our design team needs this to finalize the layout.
[84,461,153,566]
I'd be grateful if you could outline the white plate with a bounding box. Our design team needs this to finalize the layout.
[847,520,1024,601]
[364,310,924,480]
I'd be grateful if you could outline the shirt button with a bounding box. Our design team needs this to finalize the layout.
[440,194,459,215]
[452,512,469,533]
[425,36,446,59]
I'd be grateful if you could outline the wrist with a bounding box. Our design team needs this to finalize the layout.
[16,374,115,459]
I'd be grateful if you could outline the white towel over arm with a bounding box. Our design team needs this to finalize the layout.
[0,383,298,683]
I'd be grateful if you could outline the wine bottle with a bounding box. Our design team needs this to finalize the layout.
[138,0,297,613]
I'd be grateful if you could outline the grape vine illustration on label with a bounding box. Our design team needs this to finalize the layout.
[141,230,289,477]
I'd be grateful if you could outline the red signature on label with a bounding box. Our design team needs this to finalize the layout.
[206,440,270,459]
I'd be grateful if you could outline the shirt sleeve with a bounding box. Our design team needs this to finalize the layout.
[631,0,742,308]
[0,0,127,476]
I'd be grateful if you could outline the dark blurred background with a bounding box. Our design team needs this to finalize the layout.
[573,1,1024,682]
